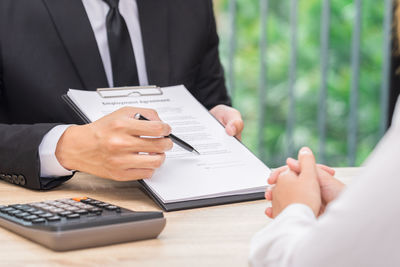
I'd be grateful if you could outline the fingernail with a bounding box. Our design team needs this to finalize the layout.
[299,147,312,155]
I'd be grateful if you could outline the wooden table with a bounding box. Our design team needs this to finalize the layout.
[0,168,360,266]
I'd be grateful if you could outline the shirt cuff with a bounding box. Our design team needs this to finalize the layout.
[39,125,74,177]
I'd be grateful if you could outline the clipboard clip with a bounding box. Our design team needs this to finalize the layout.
[96,85,163,98]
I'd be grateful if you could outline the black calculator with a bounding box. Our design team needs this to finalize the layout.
[0,197,166,251]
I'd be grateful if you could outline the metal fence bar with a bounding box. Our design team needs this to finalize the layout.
[287,0,298,157]
[380,0,393,136]
[258,0,269,160]
[318,0,331,164]
[228,0,237,99]
[348,0,362,166]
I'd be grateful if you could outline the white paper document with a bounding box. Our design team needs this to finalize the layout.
[67,85,270,204]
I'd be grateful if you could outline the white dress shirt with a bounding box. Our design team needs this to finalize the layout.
[39,0,148,177]
[249,100,400,267]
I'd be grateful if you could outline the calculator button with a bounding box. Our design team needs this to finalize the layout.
[1,207,14,212]
[31,210,45,216]
[39,205,53,210]
[49,208,64,213]
[97,203,109,208]
[0,206,9,212]
[59,211,72,216]
[25,208,37,213]
[72,197,88,202]
[39,213,54,218]
[75,210,88,215]
[30,203,45,208]
[10,204,24,209]
[16,212,30,218]
[66,214,80,219]
[65,207,79,212]
[105,205,118,211]
[89,208,102,213]
[58,204,72,209]
[47,216,61,221]
[47,216,61,222]
[23,215,39,221]
[0,205,7,209]
[32,218,46,224]
[8,210,23,216]
[19,207,34,212]
[4,208,17,214]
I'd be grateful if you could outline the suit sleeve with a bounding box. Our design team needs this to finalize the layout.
[194,0,232,110]
[0,123,74,190]
[0,17,72,190]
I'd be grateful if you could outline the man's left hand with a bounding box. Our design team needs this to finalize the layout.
[210,105,244,140]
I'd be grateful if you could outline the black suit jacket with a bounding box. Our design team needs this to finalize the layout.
[0,0,231,190]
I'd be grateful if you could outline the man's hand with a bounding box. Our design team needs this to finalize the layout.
[55,107,173,181]
[210,104,244,140]
[265,147,322,218]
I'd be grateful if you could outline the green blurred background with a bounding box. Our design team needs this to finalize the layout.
[214,0,385,168]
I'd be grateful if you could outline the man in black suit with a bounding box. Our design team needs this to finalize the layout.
[0,0,244,190]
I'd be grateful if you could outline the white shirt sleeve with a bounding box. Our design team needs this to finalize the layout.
[38,125,74,177]
[250,204,317,267]
[249,114,400,266]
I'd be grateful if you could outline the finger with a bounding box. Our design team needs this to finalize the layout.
[124,119,172,137]
[298,147,317,179]
[287,157,335,176]
[286,157,300,173]
[268,166,288,185]
[129,136,173,153]
[265,189,273,201]
[104,135,173,154]
[265,207,273,218]
[317,164,335,176]
[226,119,244,138]
[109,168,155,181]
[117,153,167,170]
[277,168,298,180]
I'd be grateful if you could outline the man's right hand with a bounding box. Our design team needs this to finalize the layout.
[55,107,173,181]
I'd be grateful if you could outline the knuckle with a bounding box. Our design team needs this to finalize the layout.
[105,136,124,151]
[110,119,126,130]
[152,123,170,136]
[142,108,159,120]
[161,138,174,151]
[149,155,164,168]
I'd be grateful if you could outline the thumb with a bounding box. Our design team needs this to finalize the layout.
[225,121,237,136]
[298,147,317,179]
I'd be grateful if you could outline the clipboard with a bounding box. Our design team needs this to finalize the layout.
[139,181,264,212]
[62,86,267,212]
[62,86,162,124]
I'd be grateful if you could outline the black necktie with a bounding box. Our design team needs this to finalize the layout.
[103,0,139,87]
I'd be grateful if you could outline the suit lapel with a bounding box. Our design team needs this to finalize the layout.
[137,0,170,87]
[42,0,108,90]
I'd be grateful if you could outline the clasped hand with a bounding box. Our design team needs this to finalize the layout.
[265,147,345,218]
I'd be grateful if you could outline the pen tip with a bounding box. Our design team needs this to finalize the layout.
[193,149,200,155]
